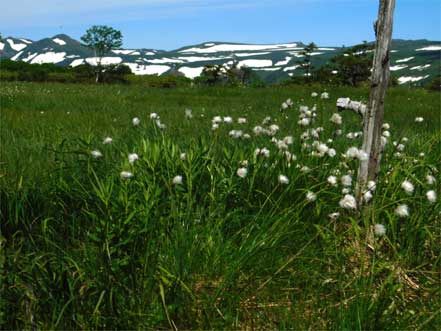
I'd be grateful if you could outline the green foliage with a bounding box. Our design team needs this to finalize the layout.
[389,75,399,87]
[81,25,123,83]
[427,75,441,91]
[195,64,225,86]
[195,62,262,87]
[0,60,132,84]
[296,42,318,82]
[0,82,440,330]
[81,25,123,58]
[125,74,191,88]
[330,42,373,86]
[225,61,254,86]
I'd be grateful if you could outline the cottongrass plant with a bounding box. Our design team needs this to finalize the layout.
[2,83,439,330]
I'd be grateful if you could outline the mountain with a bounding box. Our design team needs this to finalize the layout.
[1,34,440,85]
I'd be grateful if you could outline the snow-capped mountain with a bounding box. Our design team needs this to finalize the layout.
[1,34,440,85]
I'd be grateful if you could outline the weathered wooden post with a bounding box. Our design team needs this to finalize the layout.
[356,0,396,205]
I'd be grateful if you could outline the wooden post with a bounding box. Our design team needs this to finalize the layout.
[356,0,396,205]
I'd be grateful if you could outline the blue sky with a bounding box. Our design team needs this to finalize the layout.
[2,0,440,50]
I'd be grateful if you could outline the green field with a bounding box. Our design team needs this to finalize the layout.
[1,82,440,330]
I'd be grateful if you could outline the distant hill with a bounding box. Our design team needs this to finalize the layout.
[1,35,439,85]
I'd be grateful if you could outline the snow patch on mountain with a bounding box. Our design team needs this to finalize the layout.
[70,59,85,67]
[146,58,184,64]
[238,59,272,68]
[396,56,414,63]
[180,43,298,54]
[275,57,291,66]
[398,75,430,84]
[0,42,4,51]
[53,38,66,46]
[113,49,136,55]
[234,52,271,57]
[390,65,408,71]
[22,52,39,62]
[7,39,28,51]
[31,52,67,64]
[178,67,204,78]
[85,57,122,65]
[125,63,170,75]
[410,64,431,71]
[20,39,33,44]
[258,67,282,71]
[11,51,24,61]
[178,56,226,62]
[416,46,441,51]
[283,65,301,72]
[290,52,304,58]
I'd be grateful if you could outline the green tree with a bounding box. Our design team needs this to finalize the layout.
[81,25,123,83]
[225,60,253,86]
[297,42,317,82]
[196,64,224,86]
[331,42,373,86]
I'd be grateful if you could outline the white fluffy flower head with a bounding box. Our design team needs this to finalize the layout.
[184,109,193,119]
[128,153,139,164]
[363,191,373,203]
[321,92,329,99]
[91,150,102,159]
[172,175,183,185]
[120,171,134,179]
[395,204,409,217]
[306,191,317,202]
[341,175,352,187]
[223,116,233,123]
[132,117,140,126]
[327,175,337,186]
[401,180,414,195]
[426,190,437,203]
[339,194,357,209]
[278,175,289,185]
[426,175,436,185]
[330,113,342,125]
[374,224,386,236]
[103,137,113,144]
[237,167,248,178]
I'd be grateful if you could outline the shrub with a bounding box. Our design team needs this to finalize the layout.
[427,75,441,92]
[0,71,19,81]
[126,74,192,88]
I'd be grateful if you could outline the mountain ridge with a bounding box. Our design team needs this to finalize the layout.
[1,34,440,85]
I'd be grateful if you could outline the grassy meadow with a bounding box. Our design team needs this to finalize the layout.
[0,82,440,330]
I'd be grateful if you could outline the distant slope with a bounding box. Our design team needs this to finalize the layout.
[1,35,439,85]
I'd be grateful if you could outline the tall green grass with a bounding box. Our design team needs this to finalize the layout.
[1,82,440,330]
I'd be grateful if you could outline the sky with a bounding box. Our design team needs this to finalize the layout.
[2,0,440,50]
